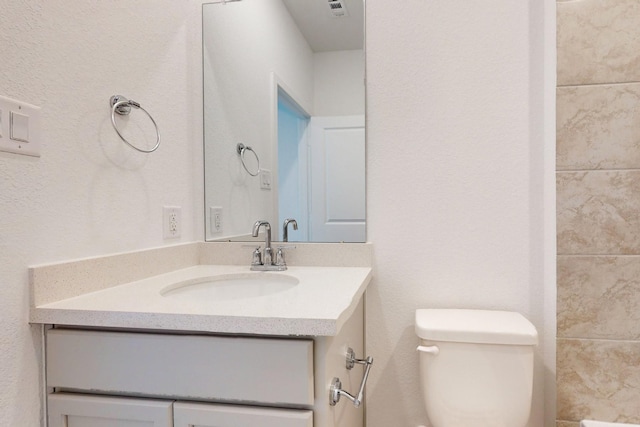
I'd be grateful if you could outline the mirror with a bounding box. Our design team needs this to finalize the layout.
[203,0,365,242]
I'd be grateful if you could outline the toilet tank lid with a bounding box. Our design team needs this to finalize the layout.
[415,309,538,345]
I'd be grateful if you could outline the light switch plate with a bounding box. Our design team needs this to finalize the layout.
[0,95,41,157]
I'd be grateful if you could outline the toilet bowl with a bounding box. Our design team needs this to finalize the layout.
[415,309,538,427]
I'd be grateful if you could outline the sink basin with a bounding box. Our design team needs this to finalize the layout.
[160,273,299,302]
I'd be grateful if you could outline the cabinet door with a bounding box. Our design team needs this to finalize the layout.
[174,402,313,427]
[48,393,173,427]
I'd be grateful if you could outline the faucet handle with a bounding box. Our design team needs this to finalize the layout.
[250,246,262,266]
[274,245,296,267]
[275,248,285,266]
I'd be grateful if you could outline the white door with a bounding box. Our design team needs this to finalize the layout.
[173,402,313,427]
[48,393,173,427]
[308,115,365,242]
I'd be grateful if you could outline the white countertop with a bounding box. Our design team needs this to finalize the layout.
[31,264,372,336]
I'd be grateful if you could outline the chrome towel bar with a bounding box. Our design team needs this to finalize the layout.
[330,347,373,408]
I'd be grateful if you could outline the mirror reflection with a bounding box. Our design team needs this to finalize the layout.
[203,0,365,242]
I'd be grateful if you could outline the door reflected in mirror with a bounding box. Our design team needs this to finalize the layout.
[203,0,365,242]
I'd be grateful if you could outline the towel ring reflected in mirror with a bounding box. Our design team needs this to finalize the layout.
[110,95,161,153]
[236,143,260,176]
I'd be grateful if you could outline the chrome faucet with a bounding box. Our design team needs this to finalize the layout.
[250,220,293,271]
[282,218,298,242]
[252,220,273,267]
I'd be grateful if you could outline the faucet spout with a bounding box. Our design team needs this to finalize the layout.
[252,220,272,264]
[283,218,298,242]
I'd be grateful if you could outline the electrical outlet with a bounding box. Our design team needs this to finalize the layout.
[210,207,223,233]
[163,206,181,239]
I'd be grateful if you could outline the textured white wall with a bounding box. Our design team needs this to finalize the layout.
[365,1,554,426]
[0,1,203,425]
[313,49,365,116]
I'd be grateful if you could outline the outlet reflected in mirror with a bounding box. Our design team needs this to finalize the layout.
[203,0,365,242]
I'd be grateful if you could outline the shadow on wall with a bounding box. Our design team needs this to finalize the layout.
[365,283,427,426]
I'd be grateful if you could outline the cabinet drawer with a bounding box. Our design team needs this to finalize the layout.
[174,401,313,427]
[47,329,314,406]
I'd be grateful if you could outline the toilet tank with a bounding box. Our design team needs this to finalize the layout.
[415,309,538,427]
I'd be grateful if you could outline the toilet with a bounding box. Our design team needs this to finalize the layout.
[415,309,538,427]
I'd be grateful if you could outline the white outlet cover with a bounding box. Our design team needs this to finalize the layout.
[210,207,223,233]
[163,206,181,239]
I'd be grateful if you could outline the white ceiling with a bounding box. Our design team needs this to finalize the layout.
[282,0,364,52]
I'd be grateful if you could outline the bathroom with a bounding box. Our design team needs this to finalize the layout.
[1,0,637,426]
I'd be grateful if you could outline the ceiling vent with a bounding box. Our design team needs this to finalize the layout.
[327,0,349,18]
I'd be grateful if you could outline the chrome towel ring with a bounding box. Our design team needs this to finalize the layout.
[237,143,260,176]
[110,95,161,153]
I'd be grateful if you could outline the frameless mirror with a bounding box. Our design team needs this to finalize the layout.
[203,0,365,242]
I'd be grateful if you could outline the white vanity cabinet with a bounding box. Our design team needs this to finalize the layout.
[45,300,365,427]
[46,332,314,427]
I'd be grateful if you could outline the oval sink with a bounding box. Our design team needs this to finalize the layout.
[160,273,299,302]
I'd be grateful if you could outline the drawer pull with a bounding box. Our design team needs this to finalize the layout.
[329,347,373,408]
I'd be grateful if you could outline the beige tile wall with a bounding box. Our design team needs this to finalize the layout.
[557,339,640,423]
[557,0,640,87]
[557,0,640,424]
[558,257,640,340]
[557,84,640,170]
